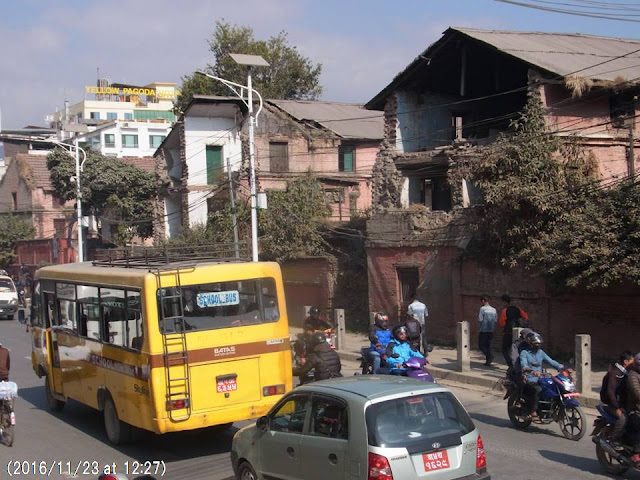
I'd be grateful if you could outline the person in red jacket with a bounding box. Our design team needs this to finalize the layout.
[498,295,529,368]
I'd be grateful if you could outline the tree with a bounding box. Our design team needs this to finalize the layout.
[175,20,323,113]
[258,172,331,262]
[47,148,156,245]
[0,215,35,268]
[470,88,640,289]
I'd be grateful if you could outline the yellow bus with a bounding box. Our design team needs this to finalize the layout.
[28,247,292,444]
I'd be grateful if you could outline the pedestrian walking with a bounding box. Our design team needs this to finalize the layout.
[478,295,497,366]
[407,293,429,353]
[498,294,529,368]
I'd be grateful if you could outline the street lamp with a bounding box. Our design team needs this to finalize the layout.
[53,139,87,262]
[197,53,269,262]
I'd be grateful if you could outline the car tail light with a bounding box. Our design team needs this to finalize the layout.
[166,398,190,411]
[368,452,393,480]
[263,384,286,396]
[476,436,487,470]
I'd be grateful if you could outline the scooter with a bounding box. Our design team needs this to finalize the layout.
[506,369,585,440]
[0,381,17,447]
[404,356,436,383]
[591,406,640,475]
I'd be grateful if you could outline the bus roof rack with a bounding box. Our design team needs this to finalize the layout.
[92,242,252,269]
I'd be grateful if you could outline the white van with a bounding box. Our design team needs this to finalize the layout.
[0,276,19,320]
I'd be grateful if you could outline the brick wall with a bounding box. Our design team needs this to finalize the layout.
[367,246,640,358]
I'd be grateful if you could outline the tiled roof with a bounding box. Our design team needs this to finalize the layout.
[120,156,156,174]
[18,154,52,190]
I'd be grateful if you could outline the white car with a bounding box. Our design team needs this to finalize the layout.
[231,375,490,480]
[0,276,19,320]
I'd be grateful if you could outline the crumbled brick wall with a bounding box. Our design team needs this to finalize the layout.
[372,93,404,210]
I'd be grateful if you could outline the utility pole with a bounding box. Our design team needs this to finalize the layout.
[75,136,84,262]
[226,157,240,259]
[246,66,259,262]
[630,122,636,179]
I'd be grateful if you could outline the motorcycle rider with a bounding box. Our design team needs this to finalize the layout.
[367,312,392,373]
[382,325,425,375]
[303,306,332,332]
[519,332,564,418]
[0,342,9,382]
[625,352,640,464]
[292,331,342,384]
[600,350,634,448]
[506,328,533,383]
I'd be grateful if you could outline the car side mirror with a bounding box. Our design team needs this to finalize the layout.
[18,309,26,324]
[256,415,269,432]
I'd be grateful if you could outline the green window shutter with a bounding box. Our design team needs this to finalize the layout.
[206,146,223,185]
[339,146,354,172]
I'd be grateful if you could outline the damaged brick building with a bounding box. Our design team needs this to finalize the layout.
[364,27,640,357]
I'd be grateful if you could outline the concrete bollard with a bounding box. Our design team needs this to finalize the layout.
[512,327,523,342]
[334,309,345,351]
[457,321,470,372]
[575,334,591,394]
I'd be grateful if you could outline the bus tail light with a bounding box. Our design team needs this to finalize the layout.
[166,398,190,411]
[263,384,286,396]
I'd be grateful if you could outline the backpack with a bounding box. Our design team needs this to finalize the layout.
[404,316,422,338]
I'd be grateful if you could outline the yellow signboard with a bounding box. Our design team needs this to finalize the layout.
[85,86,176,98]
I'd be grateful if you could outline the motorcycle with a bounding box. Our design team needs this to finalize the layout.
[591,406,640,475]
[359,344,433,375]
[404,356,436,383]
[0,381,17,447]
[505,369,585,440]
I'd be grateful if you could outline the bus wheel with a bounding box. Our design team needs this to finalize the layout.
[103,395,131,445]
[45,378,65,412]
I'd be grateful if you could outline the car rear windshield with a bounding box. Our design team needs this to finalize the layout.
[366,391,475,450]
[0,279,15,292]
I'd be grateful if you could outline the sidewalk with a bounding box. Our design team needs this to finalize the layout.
[291,328,606,410]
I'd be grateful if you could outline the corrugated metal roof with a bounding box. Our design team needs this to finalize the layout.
[454,27,640,82]
[366,27,640,110]
[268,99,383,140]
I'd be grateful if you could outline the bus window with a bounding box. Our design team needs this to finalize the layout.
[127,291,143,350]
[31,282,42,327]
[158,277,280,332]
[101,287,127,346]
[78,303,100,341]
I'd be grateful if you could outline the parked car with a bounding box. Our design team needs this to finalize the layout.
[231,375,490,480]
[0,276,18,320]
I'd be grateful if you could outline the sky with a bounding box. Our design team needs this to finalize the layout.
[1,0,639,129]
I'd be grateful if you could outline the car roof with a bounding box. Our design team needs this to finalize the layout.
[294,376,448,404]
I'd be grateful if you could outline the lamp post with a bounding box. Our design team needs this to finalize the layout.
[197,53,269,262]
[53,139,87,262]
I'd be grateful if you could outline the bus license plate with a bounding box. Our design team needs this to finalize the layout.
[422,450,450,472]
[217,377,237,393]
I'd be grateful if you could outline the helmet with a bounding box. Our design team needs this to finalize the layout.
[392,324,408,340]
[634,353,640,372]
[526,332,542,347]
[374,312,389,327]
[309,306,320,316]
[310,331,327,347]
[520,328,533,339]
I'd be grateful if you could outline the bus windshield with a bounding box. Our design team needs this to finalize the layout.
[158,277,280,332]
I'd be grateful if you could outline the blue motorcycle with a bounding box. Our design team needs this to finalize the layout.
[592,406,640,475]
[506,369,586,440]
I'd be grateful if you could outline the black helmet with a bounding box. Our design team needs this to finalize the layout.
[309,306,320,316]
[392,324,408,339]
[310,331,327,347]
[634,352,640,372]
[527,332,542,346]
[374,312,389,327]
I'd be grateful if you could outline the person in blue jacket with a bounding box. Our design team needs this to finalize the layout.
[519,332,564,418]
[367,312,392,373]
[382,324,425,375]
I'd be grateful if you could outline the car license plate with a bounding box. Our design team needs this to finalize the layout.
[216,377,237,393]
[422,450,450,472]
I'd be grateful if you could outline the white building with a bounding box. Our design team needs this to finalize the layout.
[51,81,177,131]
[76,120,171,158]
[155,96,248,238]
